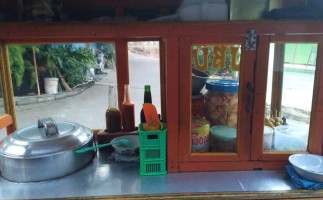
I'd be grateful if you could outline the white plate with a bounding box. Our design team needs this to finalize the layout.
[289,154,323,182]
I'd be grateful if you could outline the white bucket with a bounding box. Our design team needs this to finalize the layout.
[44,78,59,94]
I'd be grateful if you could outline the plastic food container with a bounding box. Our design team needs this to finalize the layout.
[263,125,274,150]
[273,125,308,151]
[209,125,237,152]
[205,79,239,127]
[191,117,210,152]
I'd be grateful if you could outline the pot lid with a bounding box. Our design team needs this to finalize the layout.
[0,118,93,158]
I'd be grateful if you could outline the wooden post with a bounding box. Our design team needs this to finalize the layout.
[271,43,285,117]
[0,44,17,132]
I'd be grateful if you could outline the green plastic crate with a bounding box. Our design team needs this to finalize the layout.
[140,146,166,161]
[140,159,167,176]
[138,123,167,147]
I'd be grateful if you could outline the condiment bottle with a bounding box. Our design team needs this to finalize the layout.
[140,85,152,123]
[106,85,121,133]
[121,84,135,132]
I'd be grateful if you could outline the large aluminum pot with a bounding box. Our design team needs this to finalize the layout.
[0,118,95,182]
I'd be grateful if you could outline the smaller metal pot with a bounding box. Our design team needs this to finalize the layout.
[0,118,95,182]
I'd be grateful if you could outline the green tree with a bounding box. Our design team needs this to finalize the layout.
[39,44,95,89]
[8,45,26,87]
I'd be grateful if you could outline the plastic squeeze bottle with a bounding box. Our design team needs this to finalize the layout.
[121,84,135,132]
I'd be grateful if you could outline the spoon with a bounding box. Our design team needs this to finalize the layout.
[76,139,133,153]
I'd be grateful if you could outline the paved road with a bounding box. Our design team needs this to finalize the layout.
[5,52,160,139]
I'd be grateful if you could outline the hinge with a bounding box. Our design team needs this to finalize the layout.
[245,29,257,51]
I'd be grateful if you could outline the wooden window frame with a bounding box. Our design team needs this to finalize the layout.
[252,35,323,161]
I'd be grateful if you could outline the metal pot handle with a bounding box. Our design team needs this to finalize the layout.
[38,118,59,136]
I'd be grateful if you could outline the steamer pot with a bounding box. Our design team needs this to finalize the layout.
[0,118,95,182]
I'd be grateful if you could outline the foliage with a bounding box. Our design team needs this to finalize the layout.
[40,45,61,78]
[8,45,26,87]
[24,60,37,89]
[58,45,95,87]
[9,43,96,93]
[39,44,96,87]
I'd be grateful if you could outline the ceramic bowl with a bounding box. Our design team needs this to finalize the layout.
[289,154,323,182]
[111,135,139,155]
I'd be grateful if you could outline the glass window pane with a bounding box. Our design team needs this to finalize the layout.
[265,43,316,151]
[8,43,117,130]
[191,44,241,153]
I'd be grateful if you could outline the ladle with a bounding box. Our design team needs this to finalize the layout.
[76,138,133,153]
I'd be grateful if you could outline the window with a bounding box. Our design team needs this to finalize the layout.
[7,43,117,130]
[191,44,241,153]
[128,41,161,125]
[264,43,317,151]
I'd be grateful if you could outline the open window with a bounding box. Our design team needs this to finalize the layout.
[127,41,161,125]
[6,43,117,130]
[264,43,317,152]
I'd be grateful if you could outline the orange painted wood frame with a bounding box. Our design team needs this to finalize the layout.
[0,44,17,133]
[0,114,14,135]
[252,35,323,162]
[0,21,323,173]
[178,35,256,171]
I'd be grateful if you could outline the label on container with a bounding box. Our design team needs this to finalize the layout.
[192,94,205,117]
[191,117,210,152]
[191,132,209,152]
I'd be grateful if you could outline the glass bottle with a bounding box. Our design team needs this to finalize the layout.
[140,85,152,123]
[121,84,135,132]
[105,85,121,133]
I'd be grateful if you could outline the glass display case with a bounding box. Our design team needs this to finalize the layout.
[178,29,323,172]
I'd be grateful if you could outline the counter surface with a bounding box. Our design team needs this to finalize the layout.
[0,151,315,199]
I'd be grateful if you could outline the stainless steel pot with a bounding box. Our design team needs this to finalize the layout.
[0,118,95,182]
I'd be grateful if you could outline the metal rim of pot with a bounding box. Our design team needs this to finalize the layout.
[0,118,95,182]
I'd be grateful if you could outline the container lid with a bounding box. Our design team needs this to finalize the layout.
[274,125,291,134]
[0,118,92,158]
[210,125,237,141]
[206,79,239,93]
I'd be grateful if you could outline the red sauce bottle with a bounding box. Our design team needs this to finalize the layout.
[121,84,135,132]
